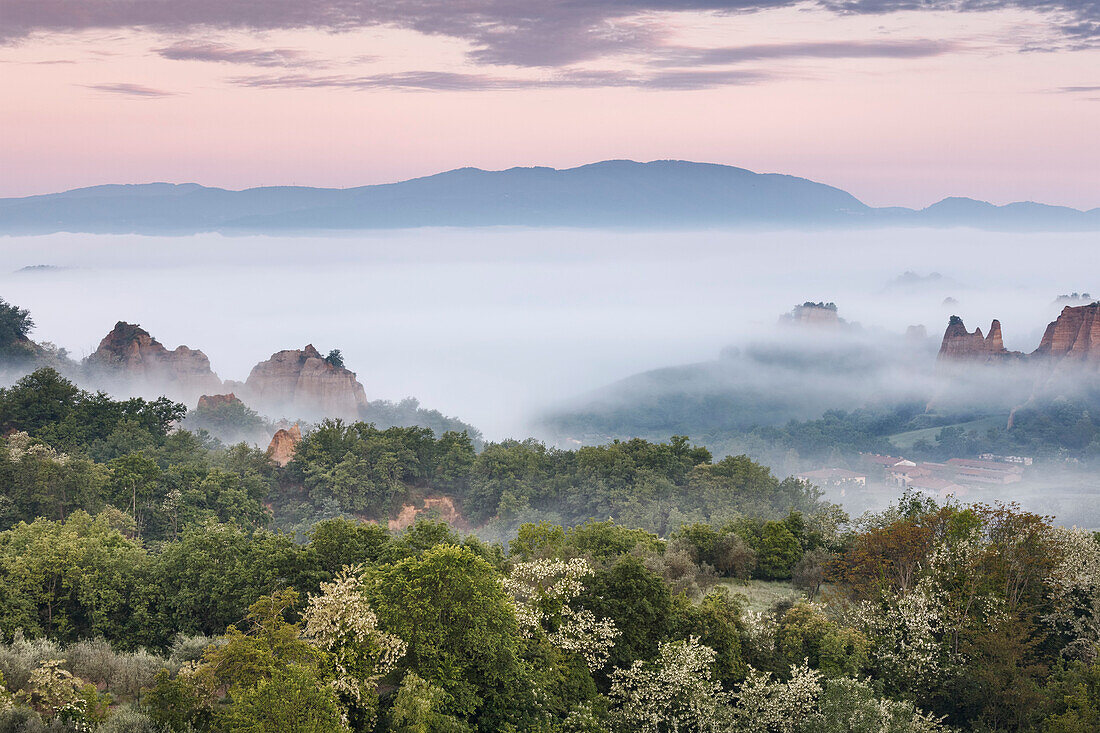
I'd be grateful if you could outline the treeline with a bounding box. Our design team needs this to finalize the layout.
[714,400,1100,470]
[0,498,1096,731]
[1,369,824,537]
[2,368,1100,731]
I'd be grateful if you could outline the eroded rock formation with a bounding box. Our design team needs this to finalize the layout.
[86,322,222,400]
[388,496,465,532]
[937,316,1017,362]
[266,424,302,467]
[241,345,367,420]
[1033,304,1100,366]
[781,302,844,329]
[196,393,242,411]
[937,304,1100,371]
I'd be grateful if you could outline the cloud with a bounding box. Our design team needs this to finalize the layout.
[154,41,320,67]
[653,39,965,65]
[231,67,771,91]
[1,0,1097,69]
[84,82,174,97]
[1057,84,1100,92]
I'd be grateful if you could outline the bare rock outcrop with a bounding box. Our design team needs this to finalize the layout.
[937,316,1018,363]
[1032,304,1100,366]
[781,302,844,329]
[938,305,1100,370]
[388,496,466,532]
[196,393,242,411]
[266,424,302,467]
[242,345,367,420]
[86,322,222,400]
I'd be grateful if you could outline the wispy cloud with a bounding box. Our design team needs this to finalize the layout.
[231,67,771,92]
[653,39,965,66]
[154,41,321,68]
[84,82,175,98]
[1,0,1096,70]
[1056,84,1100,92]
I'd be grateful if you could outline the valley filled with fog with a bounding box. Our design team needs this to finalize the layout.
[3,226,1092,439]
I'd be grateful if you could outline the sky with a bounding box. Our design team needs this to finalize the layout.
[1,0,1099,208]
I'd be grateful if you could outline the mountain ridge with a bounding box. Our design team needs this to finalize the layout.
[2,159,1097,234]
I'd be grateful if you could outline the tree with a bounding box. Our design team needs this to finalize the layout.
[609,637,732,733]
[301,567,405,725]
[17,659,107,726]
[0,369,79,435]
[307,519,391,573]
[324,350,345,369]
[732,662,823,733]
[817,678,947,733]
[371,544,529,725]
[776,603,867,678]
[389,672,472,733]
[792,548,830,601]
[672,589,748,687]
[755,521,802,580]
[0,511,149,642]
[504,558,618,672]
[1038,659,1100,732]
[577,555,673,672]
[0,297,34,362]
[225,664,348,733]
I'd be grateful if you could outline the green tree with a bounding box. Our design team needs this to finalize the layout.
[0,511,148,642]
[578,555,673,673]
[372,544,529,726]
[389,672,472,733]
[0,297,35,363]
[225,663,347,733]
[754,521,802,580]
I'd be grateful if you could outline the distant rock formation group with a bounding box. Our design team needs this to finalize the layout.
[938,303,1100,368]
[86,322,223,397]
[937,316,1018,363]
[83,322,369,420]
[227,345,367,421]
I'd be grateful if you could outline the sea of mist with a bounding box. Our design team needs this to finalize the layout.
[1,226,1095,442]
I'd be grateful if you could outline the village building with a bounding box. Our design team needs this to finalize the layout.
[907,475,966,498]
[796,468,867,488]
[945,457,1024,485]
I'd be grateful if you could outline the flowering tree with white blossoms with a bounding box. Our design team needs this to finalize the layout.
[1044,526,1100,661]
[733,661,823,733]
[852,576,950,692]
[817,677,949,733]
[732,662,949,733]
[301,566,407,709]
[609,636,733,733]
[503,558,618,671]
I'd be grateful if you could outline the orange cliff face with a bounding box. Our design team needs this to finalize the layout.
[85,321,223,400]
[1032,304,1100,366]
[236,345,368,420]
[936,304,1100,371]
[936,316,1017,363]
[82,325,371,421]
[266,424,302,466]
[196,393,242,410]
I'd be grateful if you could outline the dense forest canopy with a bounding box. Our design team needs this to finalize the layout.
[0,367,1097,731]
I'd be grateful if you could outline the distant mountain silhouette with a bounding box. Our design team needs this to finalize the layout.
[1,160,1096,234]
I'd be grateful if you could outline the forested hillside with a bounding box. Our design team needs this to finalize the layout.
[0,369,1097,731]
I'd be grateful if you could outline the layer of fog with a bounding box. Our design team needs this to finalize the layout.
[1,227,1095,441]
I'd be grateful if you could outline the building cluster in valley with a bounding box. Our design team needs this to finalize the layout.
[797,452,1029,499]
